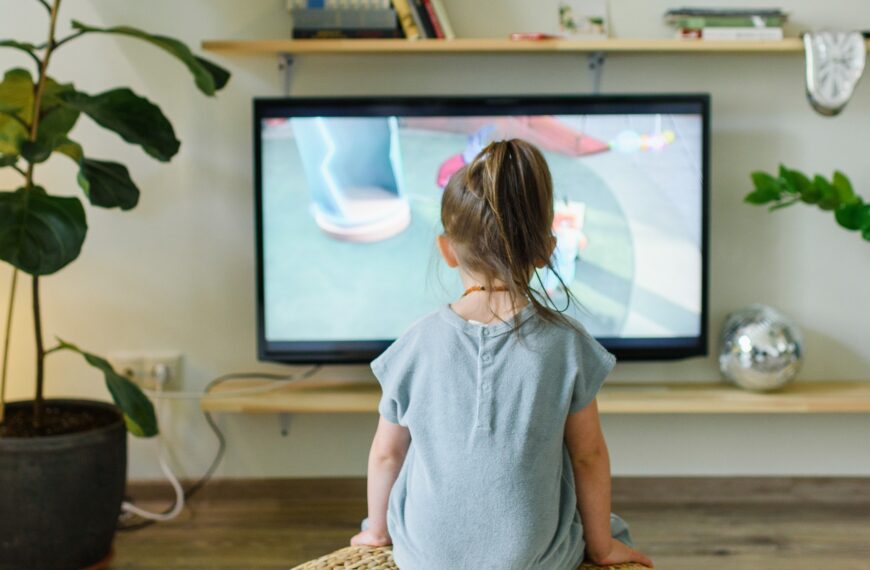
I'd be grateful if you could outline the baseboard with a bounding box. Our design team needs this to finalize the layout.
[126,476,870,505]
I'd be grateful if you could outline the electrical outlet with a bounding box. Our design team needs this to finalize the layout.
[108,351,182,390]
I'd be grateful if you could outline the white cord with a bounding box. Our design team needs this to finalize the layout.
[121,377,185,521]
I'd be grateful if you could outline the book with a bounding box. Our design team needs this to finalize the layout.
[678,26,784,40]
[292,8,398,30]
[428,0,455,39]
[391,0,421,39]
[422,0,445,39]
[293,28,403,38]
[409,0,436,38]
[288,0,392,8]
[665,7,787,18]
[670,15,785,29]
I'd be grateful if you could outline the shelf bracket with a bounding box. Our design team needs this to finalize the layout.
[278,53,295,96]
[278,413,293,437]
[587,51,606,94]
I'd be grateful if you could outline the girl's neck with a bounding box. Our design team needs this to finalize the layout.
[451,271,528,324]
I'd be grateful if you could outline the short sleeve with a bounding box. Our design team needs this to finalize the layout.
[568,332,616,414]
[370,335,414,425]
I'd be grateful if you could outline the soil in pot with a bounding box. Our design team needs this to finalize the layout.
[1,403,118,437]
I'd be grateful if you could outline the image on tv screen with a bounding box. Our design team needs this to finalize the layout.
[258,105,705,355]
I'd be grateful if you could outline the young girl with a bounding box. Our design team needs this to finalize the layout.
[351,139,653,569]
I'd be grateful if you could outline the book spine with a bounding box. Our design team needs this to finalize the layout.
[428,0,455,39]
[292,8,398,29]
[391,0,421,39]
[669,16,784,29]
[413,0,438,38]
[422,0,445,39]
[700,27,784,40]
[406,0,432,38]
[293,28,403,38]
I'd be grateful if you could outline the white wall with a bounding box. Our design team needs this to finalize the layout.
[1,0,869,478]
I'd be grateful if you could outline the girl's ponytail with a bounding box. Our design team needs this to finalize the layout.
[441,138,576,329]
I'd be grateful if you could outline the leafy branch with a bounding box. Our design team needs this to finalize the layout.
[0,0,230,435]
[746,165,870,241]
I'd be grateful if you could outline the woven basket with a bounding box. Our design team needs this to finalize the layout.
[291,546,649,570]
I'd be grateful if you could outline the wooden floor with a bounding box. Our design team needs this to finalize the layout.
[111,478,870,570]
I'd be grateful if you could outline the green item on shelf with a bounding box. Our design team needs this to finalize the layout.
[745,165,870,242]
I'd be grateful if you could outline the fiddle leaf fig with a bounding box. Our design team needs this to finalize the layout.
[61,88,179,162]
[0,187,87,275]
[748,166,869,244]
[0,3,229,436]
[78,158,140,210]
[70,21,230,96]
[54,340,158,438]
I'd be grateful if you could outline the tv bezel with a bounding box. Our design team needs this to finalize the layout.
[254,94,710,364]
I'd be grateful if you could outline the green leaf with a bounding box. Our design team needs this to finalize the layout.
[815,175,839,211]
[0,40,39,54]
[745,187,780,205]
[834,202,868,231]
[55,339,158,438]
[71,21,230,96]
[0,69,33,156]
[61,88,180,162]
[78,159,140,210]
[195,56,230,91]
[55,137,83,163]
[832,171,859,205]
[37,77,80,151]
[0,187,87,275]
[778,165,798,194]
[0,154,17,167]
[19,139,51,163]
[751,171,780,192]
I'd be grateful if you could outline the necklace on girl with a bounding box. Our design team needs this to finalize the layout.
[461,285,509,298]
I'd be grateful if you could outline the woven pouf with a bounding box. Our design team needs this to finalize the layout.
[291,546,649,570]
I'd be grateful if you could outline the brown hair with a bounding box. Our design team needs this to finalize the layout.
[441,138,576,329]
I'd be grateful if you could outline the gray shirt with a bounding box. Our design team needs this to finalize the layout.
[372,303,616,570]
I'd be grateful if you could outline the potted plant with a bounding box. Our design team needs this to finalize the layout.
[0,1,229,568]
[746,165,870,241]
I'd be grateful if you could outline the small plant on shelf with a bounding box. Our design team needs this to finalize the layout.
[746,165,870,241]
[0,0,230,436]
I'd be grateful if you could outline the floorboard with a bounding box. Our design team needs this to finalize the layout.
[111,478,870,569]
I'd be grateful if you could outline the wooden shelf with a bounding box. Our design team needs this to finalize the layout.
[201,380,870,415]
[201,38,862,56]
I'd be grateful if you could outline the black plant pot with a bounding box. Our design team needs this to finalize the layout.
[0,399,127,570]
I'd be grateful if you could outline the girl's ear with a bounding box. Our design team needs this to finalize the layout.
[534,235,557,269]
[436,234,460,268]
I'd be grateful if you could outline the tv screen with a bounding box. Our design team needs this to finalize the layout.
[254,95,709,363]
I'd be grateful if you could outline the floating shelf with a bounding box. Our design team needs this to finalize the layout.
[201,37,861,56]
[201,380,870,415]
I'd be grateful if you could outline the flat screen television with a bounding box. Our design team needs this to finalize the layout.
[254,95,709,363]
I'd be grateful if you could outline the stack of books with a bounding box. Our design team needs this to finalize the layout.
[288,0,401,39]
[665,7,787,41]
[287,0,454,40]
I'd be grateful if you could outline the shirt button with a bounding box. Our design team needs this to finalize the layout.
[482,354,492,363]
[481,329,488,336]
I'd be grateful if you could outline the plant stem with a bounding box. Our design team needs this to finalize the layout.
[32,277,45,428]
[0,268,19,428]
[27,0,62,428]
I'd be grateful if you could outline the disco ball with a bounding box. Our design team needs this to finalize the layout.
[719,305,804,392]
